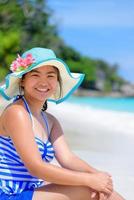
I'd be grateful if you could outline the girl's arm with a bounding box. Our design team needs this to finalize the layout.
[3,105,112,195]
[49,114,113,199]
[49,114,100,173]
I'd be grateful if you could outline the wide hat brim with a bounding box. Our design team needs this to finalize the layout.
[0,58,84,111]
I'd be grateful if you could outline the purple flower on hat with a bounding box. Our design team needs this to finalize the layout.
[10,54,35,72]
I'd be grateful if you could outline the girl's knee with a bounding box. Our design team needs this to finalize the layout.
[74,186,99,200]
[33,184,99,200]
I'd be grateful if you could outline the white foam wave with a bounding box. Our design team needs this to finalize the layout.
[48,102,134,154]
[48,101,134,135]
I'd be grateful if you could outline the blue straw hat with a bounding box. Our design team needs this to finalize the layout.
[0,47,84,110]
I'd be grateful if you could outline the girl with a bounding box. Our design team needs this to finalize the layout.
[0,47,124,200]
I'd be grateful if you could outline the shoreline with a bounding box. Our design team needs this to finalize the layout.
[47,101,134,153]
[74,88,134,98]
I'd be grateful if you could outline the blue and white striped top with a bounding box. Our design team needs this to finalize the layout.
[0,95,55,195]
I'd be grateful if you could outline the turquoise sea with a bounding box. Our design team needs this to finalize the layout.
[67,96,134,113]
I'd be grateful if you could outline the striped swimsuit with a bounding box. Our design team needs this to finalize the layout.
[0,95,55,199]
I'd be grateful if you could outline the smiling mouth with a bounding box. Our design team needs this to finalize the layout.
[35,88,49,93]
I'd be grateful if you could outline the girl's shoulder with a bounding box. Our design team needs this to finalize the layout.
[3,101,27,119]
[45,111,61,131]
[1,102,30,134]
[45,112,59,124]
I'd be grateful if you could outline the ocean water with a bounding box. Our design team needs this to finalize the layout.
[66,96,134,113]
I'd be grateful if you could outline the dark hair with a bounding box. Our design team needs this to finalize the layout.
[21,66,63,111]
[42,101,48,111]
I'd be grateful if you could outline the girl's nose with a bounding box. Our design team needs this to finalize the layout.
[39,78,49,86]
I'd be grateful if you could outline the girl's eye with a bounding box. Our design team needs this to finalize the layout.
[31,74,39,77]
[47,74,57,78]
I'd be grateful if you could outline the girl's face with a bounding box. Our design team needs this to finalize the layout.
[21,65,58,102]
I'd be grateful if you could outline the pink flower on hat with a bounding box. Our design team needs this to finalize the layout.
[10,54,35,72]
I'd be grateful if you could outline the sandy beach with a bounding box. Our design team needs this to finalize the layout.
[48,101,134,200]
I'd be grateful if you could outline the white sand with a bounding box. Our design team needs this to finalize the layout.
[48,102,134,200]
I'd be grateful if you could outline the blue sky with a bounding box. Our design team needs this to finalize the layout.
[48,0,134,83]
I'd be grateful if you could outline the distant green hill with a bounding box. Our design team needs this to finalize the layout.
[0,0,126,92]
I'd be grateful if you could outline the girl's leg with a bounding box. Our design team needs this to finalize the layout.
[32,183,99,200]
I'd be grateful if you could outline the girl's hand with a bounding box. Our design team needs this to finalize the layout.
[99,171,112,178]
[91,192,109,200]
[86,172,113,195]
